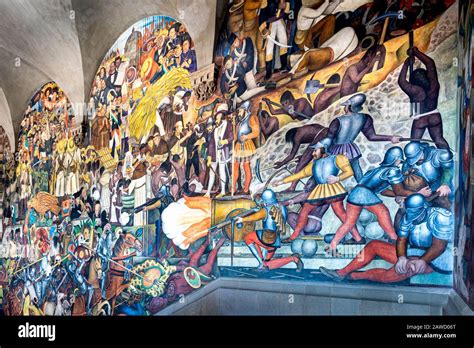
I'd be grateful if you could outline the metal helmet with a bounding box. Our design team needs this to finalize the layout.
[310,138,332,152]
[404,142,425,165]
[340,93,366,112]
[381,146,404,166]
[404,194,429,222]
[261,189,277,206]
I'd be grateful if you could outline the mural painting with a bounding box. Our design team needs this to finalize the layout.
[0,1,467,316]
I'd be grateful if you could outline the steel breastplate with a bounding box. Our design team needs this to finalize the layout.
[262,205,278,231]
[333,114,366,144]
[237,115,251,142]
[408,219,432,249]
[312,156,339,184]
[359,167,391,193]
[412,152,441,187]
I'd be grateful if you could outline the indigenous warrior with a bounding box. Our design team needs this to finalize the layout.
[232,101,260,195]
[236,189,304,271]
[322,93,400,182]
[328,147,431,251]
[146,235,227,314]
[320,194,453,283]
[206,104,234,198]
[398,47,449,149]
[274,139,361,243]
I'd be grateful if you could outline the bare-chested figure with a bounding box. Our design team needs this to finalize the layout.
[340,45,386,97]
[263,91,314,121]
[398,47,449,149]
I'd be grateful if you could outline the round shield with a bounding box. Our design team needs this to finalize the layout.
[142,266,163,289]
[183,267,202,289]
[74,245,91,261]
[222,208,255,242]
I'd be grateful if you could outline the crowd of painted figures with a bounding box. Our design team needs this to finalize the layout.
[0,0,459,316]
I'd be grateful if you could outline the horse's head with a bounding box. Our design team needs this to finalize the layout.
[122,233,143,253]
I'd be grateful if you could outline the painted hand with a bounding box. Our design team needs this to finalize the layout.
[407,259,427,275]
[327,175,339,184]
[391,136,401,144]
[436,185,451,197]
[417,186,432,197]
[395,256,409,274]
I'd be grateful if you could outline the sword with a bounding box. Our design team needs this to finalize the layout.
[266,34,292,49]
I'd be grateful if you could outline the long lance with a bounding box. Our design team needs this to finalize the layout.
[81,245,149,282]
[13,254,69,275]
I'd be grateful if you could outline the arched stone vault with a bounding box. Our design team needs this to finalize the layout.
[0,0,217,143]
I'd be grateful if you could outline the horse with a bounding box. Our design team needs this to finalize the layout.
[72,232,142,316]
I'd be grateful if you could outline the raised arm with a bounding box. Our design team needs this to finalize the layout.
[263,98,287,116]
[361,115,393,142]
[398,57,425,98]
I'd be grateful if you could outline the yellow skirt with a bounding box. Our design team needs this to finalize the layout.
[307,183,347,201]
[234,140,256,162]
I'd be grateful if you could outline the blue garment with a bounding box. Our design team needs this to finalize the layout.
[398,207,453,273]
[348,166,404,206]
[311,155,339,184]
[402,145,453,193]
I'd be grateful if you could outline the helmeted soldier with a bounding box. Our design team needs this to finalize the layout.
[328,147,431,251]
[274,139,361,247]
[232,101,260,195]
[322,93,401,181]
[320,194,453,283]
[396,194,453,275]
[33,256,54,307]
[66,252,94,315]
[402,141,453,209]
[96,223,115,299]
[236,189,303,271]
